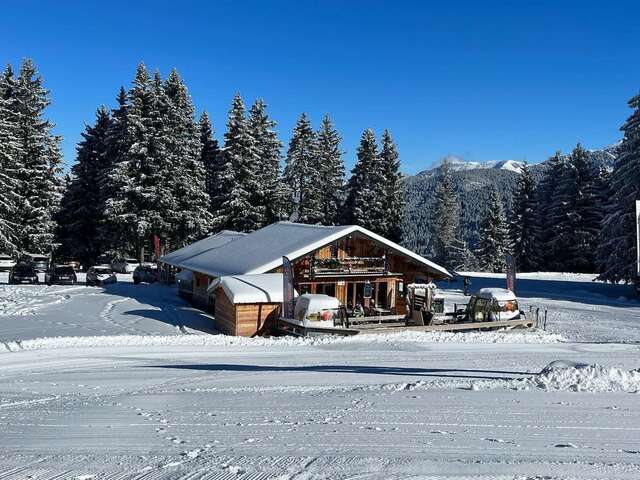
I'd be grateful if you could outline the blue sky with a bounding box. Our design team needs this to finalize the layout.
[2,0,638,174]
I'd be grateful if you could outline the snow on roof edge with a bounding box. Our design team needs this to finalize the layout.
[216,273,285,304]
[247,223,451,278]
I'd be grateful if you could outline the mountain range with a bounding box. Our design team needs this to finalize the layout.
[401,143,621,257]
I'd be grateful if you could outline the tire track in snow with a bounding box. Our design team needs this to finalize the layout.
[99,297,151,336]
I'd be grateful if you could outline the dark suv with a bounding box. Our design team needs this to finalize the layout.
[9,264,39,284]
[45,265,78,285]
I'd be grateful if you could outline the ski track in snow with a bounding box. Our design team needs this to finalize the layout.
[0,272,639,478]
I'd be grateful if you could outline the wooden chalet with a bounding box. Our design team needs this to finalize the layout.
[160,222,450,336]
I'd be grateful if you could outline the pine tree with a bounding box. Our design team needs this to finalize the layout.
[547,144,604,272]
[431,160,459,265]
[284,113,323,224]
[565,144,605,272]
[379,129,404,242]
[537,151,567,270]
[343,129,387,232]
[198,111,220,211]
[248,99,283,226]
[57,107,113,266]
[0,65,22,254]
[448,235,480,272]
[164,69,212,247]
[476,189,509,272]
[216,93,263,232]
[101,87,133,256]
[316,115,344,225]
[598,93,640,282]
[510,162,541,271]
[103,63,161,259]
[13,59,63,254]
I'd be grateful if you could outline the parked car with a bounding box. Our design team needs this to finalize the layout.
[45,265,78,285]
[86,266,117,286]
[110,257,140,274]
[0,254,16,271]
[8,263,39,284]
[23,254,50,272]
[62,259,81,272]
[133,264,158,284]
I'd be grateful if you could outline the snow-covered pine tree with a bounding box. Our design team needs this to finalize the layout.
[431,160,459,266]
[284,113,323,224]
[546,144,604,272]
[248,99,283,226]
[198,111,221,212]
[343,129,386,233]
[379,129,404,242]
[216,94,264,232]
[537,151,567,270]
[13,59,63,254]
[598,93,640,282]
[315,115,344,226]
[100,87,133,256]
[103,64,164,260]
[475,189,509,272]
[0,65,22,254]
[448,235,479,272]
[564,143,605,272]
[57,107,113,266]
[164,69,212,247]
[509,162,541,272]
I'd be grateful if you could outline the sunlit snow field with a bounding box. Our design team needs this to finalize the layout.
[1,271,639,479]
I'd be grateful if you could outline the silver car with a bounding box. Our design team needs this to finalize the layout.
[110,257,140,274]
[86,266,117,286]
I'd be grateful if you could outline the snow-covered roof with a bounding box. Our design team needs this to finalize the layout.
[215,273,286,304]
[476,288,516,301]
[160,230,246,268]
[162,222,451,278]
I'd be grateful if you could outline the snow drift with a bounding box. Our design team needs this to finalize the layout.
[0,328,564,353]
[473,361,640,393]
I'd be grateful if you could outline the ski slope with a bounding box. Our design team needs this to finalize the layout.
[0,272,639,479]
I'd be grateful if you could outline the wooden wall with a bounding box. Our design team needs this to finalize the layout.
[192,272,214,312]
[214,289,280,337]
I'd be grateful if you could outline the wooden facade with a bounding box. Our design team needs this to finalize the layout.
[269,232,441,318]
[214,288,280,336]
[184,230,446,337]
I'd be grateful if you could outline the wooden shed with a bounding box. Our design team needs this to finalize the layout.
[211,274,285,336]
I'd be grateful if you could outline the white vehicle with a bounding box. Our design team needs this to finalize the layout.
[277,294,353,336]
[86,266,118,286]
[0,254,16,271]
[465,288,521,322]
[110,257,140,274]
[294,294,343,327]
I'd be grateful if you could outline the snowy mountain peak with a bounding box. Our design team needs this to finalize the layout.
[430,155,525,174]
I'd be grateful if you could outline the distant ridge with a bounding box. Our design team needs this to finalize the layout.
[424,155,525,174]
[402,143,621,257]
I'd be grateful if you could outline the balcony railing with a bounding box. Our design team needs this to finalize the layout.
[310,256,387,277]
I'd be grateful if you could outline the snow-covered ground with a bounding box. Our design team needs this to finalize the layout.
[0,272,639,479]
